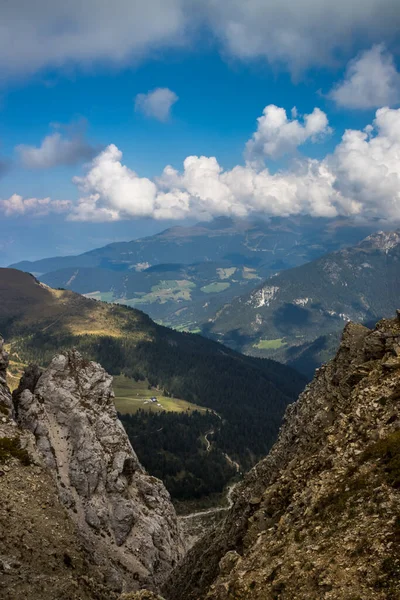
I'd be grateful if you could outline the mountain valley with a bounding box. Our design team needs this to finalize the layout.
[2,300,399,600]
[0,267,305,503]
[11,216,378,334]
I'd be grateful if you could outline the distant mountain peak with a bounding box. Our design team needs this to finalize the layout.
[359,230,400,251]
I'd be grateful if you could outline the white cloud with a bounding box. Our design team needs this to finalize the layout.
[17,124,97,169]
[135,88,179,121]
[245,105,331,161]
[70,144,159,221]
[330,45,400,109]
[1,1,399,77]
[6,104,400,223]
[0,194,71,217]
[68,105,400,223]
[327,107,400,218]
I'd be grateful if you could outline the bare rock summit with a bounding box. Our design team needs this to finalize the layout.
[13,350,184,592]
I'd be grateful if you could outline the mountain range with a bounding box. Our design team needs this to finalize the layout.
[206,230,400,376]
[10,216,378,332]
[0,267,305,499]
[3,306,398,599]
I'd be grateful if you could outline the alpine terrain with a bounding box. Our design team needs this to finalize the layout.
[0,267,305,501]
[11,216,378,333]
[207,231,400,376]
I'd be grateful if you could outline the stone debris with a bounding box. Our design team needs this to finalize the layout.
[164,317,400,600]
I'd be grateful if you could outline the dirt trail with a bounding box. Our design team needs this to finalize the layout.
[179,480,238,522]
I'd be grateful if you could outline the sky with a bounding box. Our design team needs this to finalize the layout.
[1,0,400,265]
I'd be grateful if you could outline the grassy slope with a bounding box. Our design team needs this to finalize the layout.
[113,375,208,414]
[0,268,306,466]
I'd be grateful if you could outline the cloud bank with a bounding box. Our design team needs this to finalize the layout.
[0,194,71,217]
[330,45,400,109]
[64,105,400,223]
[1,0,400,77]
[6,104,400,223]
[245,105,331,161]
[135,88,179,121]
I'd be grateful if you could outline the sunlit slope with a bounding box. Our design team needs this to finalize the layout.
[0,268,306,467]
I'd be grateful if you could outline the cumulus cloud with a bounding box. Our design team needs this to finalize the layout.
[6,104,400,223]
[245,105,331,162]
[1,1,400,77]
[135,88,179,121]
[0,194,71,217]
[68,105,400,223]
[17,123,98,169]
[330,45,400,109]
[70,145,159,221]
[327,107,400,218]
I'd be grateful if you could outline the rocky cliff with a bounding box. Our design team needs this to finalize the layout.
[0,339,12,413]
[164,317,400,600]
[3,311,400,600]
[1,341,114,599]
[1,343,183,599]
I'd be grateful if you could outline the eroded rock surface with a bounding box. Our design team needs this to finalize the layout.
[12,350,183,592]
[165,318,400,600]
[0,339,12,414]
[0,341,118,599]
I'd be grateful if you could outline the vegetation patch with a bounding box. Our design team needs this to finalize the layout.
[242,267,260,280]
[200,282,230,294]
[254,338,286,350]
[173,323,202,334]
[217,267,236,280]
[313,474,370,518]
[120,410,236,500]
[0,436,31,466]
[113,375,208,414]
[122,280,196,306]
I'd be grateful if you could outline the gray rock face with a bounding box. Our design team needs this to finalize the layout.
[14,350,184,591]
[165,318,400,599]
[0,338,13,413]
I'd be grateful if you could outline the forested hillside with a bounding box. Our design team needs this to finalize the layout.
[0,268,305,499]
[206,231,400,373]
[12,215,377,334]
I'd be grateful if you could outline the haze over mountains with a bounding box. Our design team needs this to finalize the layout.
[11,216,379,332]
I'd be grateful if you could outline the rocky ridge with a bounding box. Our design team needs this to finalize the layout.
[0,342,183,599]
[164,316,400,599]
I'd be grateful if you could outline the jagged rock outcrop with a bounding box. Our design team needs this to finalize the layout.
[0,341,117,600]
[0,339,12,414]
[12,350,184,593]
[165,317,400,600]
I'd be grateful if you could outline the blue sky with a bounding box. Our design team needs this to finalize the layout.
[1,1,400,265]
